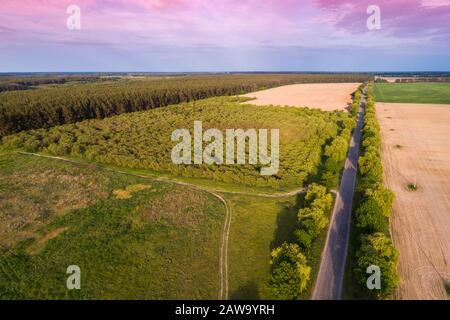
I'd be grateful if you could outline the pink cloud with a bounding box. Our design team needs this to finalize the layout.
[315,0,450,39]
[1,0,450,51]
[0,0,318,48]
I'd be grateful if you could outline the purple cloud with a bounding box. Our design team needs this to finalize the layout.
[315,0,450,40]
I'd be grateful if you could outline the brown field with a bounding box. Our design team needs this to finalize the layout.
[376,102,450,300]
[241,83,360,111]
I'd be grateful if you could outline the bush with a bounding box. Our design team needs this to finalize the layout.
[295,184,332,250]
[23,137,41,152]
[355,197,389,233]
[267,243,311,299]
[354,233,399,299]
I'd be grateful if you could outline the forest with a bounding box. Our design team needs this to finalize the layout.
[0,73,371,136]
[1,96,354,190]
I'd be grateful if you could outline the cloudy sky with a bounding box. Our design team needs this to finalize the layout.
[1,0,450,72]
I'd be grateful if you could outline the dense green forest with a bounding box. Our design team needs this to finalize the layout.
[0,74,371,136]
[2,96,354,189]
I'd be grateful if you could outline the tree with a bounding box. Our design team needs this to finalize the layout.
[364,185,395,218]
[305,183,333,211]
[324,136,348,169]
[355,197,388,233]
[358,150,383,183]
[295,184,332,250]
[267,243,311,299]
[354,233,399,299]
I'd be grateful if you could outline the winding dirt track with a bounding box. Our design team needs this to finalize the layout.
[376,103,450,300]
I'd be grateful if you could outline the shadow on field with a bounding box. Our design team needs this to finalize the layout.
[229,280,260,300]
[270,195,305,250]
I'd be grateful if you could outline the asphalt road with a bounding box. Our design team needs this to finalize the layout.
[312,92,366,300]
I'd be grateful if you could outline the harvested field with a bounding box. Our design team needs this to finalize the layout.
[241,83,360,111]
[376,102,450,300]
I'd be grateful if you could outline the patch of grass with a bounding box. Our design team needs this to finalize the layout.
[374,83,450,104]
[444,281,450,296]
[112,184,154,199]
[394,144,402,149]
[227,192,334,300]
[0,153,111,247]
[407,183,418,191]
[0,153,225,299]
[227,194,298,299]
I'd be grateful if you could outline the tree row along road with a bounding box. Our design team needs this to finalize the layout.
[312,90,366,300]
[17,151,312,300]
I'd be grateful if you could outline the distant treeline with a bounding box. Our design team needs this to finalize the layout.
[375,77,450,83]
[0,76,116,92]
[0,74,371,136]
[394,77,450,83]
[0,77,67,92]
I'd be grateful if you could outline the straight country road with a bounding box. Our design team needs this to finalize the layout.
[312,91,366,300]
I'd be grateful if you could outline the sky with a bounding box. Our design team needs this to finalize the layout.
[1,0,450,72]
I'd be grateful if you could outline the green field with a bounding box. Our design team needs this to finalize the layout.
[374,82,450,104]
[0,153,225,299]
[227,194,298,299]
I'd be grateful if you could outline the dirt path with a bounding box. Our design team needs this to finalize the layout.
[214,192,231,300]
[376,103,450,300]
[312,90,366,300]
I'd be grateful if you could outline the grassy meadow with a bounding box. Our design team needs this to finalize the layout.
[227,191,334,300]
[0,153,225,299]
[374,82,450,104]
[226,194,298,299]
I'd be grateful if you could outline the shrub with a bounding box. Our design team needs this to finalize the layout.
[295,184,332,250]
[354,233,399,299]
[267,243,311,299]
[23,137,41,152]
[355,197,389,233]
